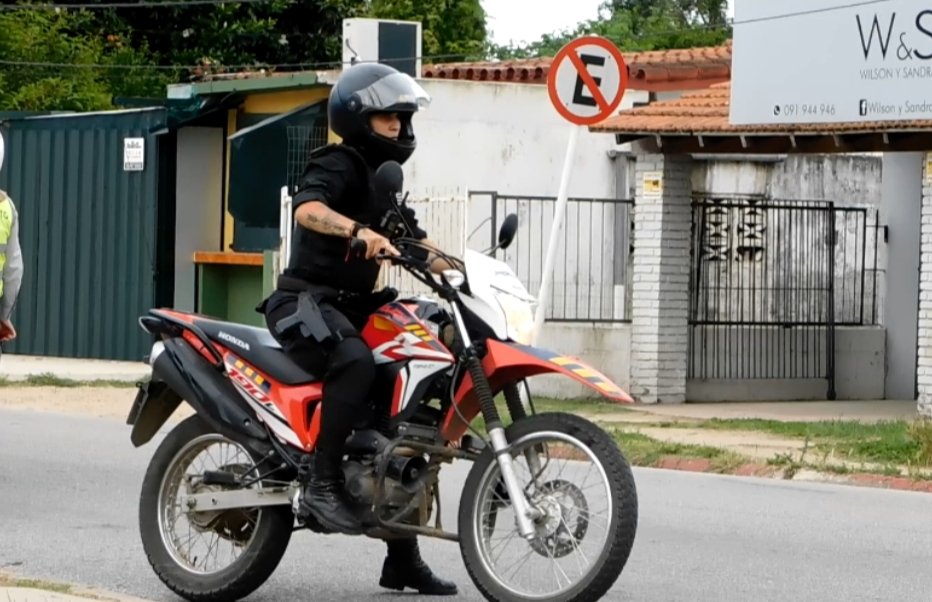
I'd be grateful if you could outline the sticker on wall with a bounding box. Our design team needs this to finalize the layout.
[123,137,145,172]
[642,171,663,196]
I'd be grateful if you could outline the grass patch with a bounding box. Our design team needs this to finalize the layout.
[467,409,932,482]
[0,373,139,388]
[611,430,748,473]
[0,573,73,594]
[690,417,928,467]
[530,397,632,415]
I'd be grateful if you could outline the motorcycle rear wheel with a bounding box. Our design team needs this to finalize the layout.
[458,412,638,602]
[138,415,294,602]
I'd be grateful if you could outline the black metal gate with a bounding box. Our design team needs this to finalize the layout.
[688,195,840,398]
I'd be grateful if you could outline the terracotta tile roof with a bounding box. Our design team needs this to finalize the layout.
[590,82,932,136]
[422,41,732,91]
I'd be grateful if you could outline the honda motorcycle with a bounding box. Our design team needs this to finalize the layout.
[126,162,639,602]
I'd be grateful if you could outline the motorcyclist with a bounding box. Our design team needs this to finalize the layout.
[260,62,457,596]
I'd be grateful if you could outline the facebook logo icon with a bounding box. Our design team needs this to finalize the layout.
[859,99,868,116]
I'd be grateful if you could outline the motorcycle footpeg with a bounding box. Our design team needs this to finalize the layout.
[201,470,241,486]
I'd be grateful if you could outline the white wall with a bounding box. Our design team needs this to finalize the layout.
[693,154,883,206]
[405,79,646,200]
[406,79,648,255]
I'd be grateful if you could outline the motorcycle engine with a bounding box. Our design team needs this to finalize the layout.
[342,455,432,526]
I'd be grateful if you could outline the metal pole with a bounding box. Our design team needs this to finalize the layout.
[531,124,581,345]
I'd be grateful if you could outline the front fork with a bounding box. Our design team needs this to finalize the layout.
[450,303,541,540]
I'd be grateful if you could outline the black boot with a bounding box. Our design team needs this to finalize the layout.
[299,457,363,535]
[380,538,458,596]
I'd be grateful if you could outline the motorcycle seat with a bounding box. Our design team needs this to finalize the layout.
[194,318,319,386]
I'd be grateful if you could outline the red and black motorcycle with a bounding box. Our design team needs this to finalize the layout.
[127,163,639,602]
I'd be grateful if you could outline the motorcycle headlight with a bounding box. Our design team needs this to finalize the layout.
[495,290,535,346]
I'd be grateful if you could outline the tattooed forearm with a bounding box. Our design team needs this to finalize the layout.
[301,212,349,236]
[295,202,353,237]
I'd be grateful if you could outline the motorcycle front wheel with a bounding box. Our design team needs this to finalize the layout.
[458,412,638,602]
[138,415,294,602]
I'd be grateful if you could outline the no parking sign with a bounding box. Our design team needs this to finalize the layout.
[531,36,628,342]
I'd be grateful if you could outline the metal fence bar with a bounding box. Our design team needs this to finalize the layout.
[484,193,634,323]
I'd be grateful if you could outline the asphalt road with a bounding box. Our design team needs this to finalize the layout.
[2,407,932,601]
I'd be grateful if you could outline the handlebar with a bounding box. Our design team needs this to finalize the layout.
[348,236,465,298]
[348,237,368,258]
[348,236,430,269]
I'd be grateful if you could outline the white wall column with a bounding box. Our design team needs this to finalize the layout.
[917,154,932,414]
[882,153,922,401]
[629,153,693,404]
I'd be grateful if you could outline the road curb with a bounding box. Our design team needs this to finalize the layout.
[651,456,932,493]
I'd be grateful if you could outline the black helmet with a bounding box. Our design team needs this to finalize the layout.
[328,62,431,165]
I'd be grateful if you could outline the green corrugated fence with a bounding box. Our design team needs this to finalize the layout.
[0,108,173,361]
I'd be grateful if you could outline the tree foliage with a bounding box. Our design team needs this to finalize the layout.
[0,0,730,111]
[78,0,367,72]
[0,8,164,111]
[0,0,490,110]
[367,0,487,61]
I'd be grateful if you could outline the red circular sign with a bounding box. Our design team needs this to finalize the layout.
[547,36,629,126]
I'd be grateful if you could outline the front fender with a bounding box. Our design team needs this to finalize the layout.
[441,340,632,440]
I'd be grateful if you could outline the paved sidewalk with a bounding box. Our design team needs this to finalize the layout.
[0,354,148,382]
[0,587,154,602]
[619,399,919,423]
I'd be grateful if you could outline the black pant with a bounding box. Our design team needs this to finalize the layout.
[264,289,423,554]
[263,290,376,480]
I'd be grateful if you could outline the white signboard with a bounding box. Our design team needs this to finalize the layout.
[123,137,144,171]
[730,0,932,125]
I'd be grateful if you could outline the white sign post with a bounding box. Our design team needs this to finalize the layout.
[533,35,628,345]
[731,0,932,125]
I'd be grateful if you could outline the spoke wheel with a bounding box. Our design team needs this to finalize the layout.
[139,415,294,602]
[459,413,638,602]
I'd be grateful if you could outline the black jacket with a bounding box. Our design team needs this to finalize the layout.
[284,144,427,294]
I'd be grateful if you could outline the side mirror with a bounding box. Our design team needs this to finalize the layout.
[498,213,518,250]
[374,161,404,197]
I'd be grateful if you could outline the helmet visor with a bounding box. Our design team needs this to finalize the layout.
[352,72,431,113]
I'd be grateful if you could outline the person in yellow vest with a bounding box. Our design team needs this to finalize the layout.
[0,132,23,348]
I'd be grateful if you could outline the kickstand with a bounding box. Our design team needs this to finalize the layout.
[433,481,443,532]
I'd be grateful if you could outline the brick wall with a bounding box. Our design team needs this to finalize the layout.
[630,154,693,403]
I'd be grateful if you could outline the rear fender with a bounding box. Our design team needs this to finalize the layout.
[441,340,632,441]
[128,337,269,450]
[127,378,183,447]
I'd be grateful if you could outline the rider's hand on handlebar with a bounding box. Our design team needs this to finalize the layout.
[357,227,400,261]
